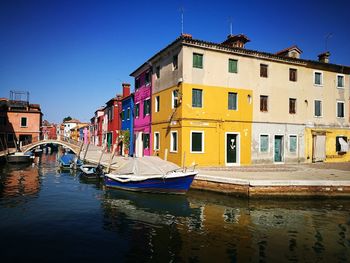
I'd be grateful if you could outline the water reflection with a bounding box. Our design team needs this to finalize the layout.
[0,153,350,262]
[0,163,40,199]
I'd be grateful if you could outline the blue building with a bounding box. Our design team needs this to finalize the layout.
[121,93,134,156]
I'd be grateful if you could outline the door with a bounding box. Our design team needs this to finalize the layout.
[135,132,143,157]
[274,135,284,162]
[107,133,112,152]
[226,134,237,165]
[312,134,326,162]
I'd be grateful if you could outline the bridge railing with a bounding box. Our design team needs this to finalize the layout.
[20,134,82,150]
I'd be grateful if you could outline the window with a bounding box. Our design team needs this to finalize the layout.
[314,100,322,117]
[337,101,345,118]
[260,135,269,152]
[156,66,160,79]
[135,103,140,118]
[289,68,297,82]
[127,108,130,120]
[145,71,151,85]
[155,96,160,112]
[260,64,268,78]
[314,71,323,85]
[170,131,178,152]
[289,98,296,114]
[337,74,344,88]
[173,55,178,70]
[192,89,202,108]
[21,117,27,127]
[260,95,268,112]
[172,89,179,109]
[228,59,238,73]
[142,133,150,149]
[154,132,160,150]
[228,92,237,110]
[193,53,203,69]
[191,131,204,153]
[135,78,140,90]
[289,135,297,153]
[336,136,348,152]
[143,99,150,116]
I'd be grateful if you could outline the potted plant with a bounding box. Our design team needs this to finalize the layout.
[120,130,130,156]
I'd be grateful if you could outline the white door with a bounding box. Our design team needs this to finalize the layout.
[135,132,143,157]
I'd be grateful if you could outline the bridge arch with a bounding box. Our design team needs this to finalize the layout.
[21,139,82,155]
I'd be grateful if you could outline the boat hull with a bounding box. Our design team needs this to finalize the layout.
[7,154,32,163]
[104,173,196,194]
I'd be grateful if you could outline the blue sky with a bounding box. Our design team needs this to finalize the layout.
[1,0,349,123]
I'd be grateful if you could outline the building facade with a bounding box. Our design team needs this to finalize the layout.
[131,65,152,157]
[121,89,134,156]
[131,34,350,166]
[0,96,42,149]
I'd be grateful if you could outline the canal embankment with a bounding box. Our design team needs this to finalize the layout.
[77,145,350,198]
[193,162,350,198]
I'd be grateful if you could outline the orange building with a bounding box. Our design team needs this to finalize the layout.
[0,92,42,148]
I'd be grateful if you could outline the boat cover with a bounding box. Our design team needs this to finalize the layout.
[111,156,180,176]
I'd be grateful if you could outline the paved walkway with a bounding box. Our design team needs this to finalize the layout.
[197,162,350,186]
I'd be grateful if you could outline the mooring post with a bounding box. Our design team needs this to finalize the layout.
[98,146,106,165]
[164,148,168,161]
[183,151,186,171]
[77,142,84,160]
[82,143,90,162]
[107,146,116,173]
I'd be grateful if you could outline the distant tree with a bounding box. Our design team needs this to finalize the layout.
[63,116,72,122]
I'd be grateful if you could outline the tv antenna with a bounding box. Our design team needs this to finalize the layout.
[325,33,333,51]
[180,7,184,34]
[228,17,233,35]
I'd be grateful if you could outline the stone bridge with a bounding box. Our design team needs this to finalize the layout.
[21,137,83,155]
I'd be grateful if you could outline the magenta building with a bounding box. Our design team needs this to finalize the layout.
[130,64,152,157]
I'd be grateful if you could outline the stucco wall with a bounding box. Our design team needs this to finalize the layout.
[251,123,305,164]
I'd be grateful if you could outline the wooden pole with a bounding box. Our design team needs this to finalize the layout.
[4,137,9,154]
[82,143,90,162]
[107,146,116,173]
[164,148,168,161]
[98,146,106,165]
[182,151,186,171]
[77,141,84,159]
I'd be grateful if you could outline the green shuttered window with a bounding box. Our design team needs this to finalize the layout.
[143,99,150,116]
[193,53,203,68]
[228,92,237,110]
[289,135,297,153]
[228,59,238,73]
[260,135,269,152]
[191,132,203,152]
[192,89,202,108]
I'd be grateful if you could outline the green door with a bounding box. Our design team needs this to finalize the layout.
[226,134,237,164]
[107,133,112,152]
[274,135,283,162]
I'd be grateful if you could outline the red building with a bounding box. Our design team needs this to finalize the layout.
[41,120,57,140]
[105,83,131,151]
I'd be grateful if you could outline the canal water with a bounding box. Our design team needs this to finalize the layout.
[1,153,350,262]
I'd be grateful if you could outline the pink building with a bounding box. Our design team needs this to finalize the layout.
[131,64,152,157]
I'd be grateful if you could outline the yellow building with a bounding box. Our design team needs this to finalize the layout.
[132,34,350,166]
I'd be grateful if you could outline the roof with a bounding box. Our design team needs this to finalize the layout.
[275,45,303,55]
[130,34,350,75]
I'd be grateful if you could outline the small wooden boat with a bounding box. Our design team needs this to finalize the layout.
[104,157,197,194]
[59,153,83,169]
[7,152,34,163]
[79,164,104,180]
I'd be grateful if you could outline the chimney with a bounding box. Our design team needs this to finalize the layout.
[181,33,192,39]
[276,45,302,59]
[318,52,330,63]
[221,34,250,48]
[122,83,130,98]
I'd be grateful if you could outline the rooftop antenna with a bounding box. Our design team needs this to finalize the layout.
[325,33,333,51]
[180,6,184,34]
[228,17,233,35]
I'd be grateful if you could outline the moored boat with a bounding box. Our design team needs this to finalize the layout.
[79,164,104,180]
[104,157,197,194]
[59,153,83,169]
[7,152,34,163]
